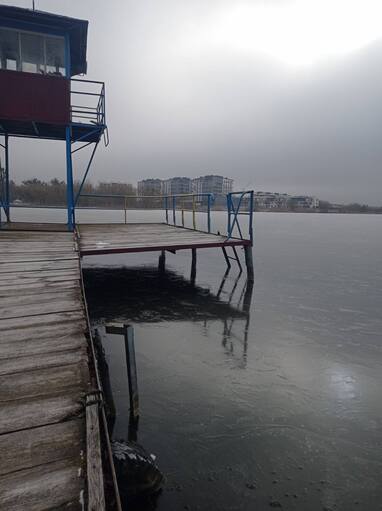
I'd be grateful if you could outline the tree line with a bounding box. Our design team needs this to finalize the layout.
[6,178,137,208]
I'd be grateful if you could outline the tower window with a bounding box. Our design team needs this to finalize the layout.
[0,27,66,76]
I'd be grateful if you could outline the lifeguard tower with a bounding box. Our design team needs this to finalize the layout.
[0,5,107,230]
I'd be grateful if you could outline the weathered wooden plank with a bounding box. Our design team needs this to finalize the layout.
[0,259,78,273]
[0,235,72,241]
[0,332,86,364]
[0,279,79,297]
[0,362,89,403]
[81,237,225,250]
[0,299,81,320]
[0,310,85,333]
[0,246,76,257]
[0,269,79,282]
[0,222,69,231]
[0,316,86,348]
[86,397,105,511]
[0,394,84,434]
[1,286,80,308]
[0,240,75,248]
[0,232,73,239]
[80,230,219,240]
[0,458,83,511]
[0,348,87,376]
[0,287,82,320]
[0,419,84,476]
[79,232,225,243]
[0,254,78,263]
[0,234,72,241]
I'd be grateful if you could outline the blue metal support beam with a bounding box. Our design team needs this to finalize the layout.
[165,196,169,224]
[207,194,212,233]
[74,141,99,207]
[172,195,176,225]
[4,134,10,222]
[65,126,75,231]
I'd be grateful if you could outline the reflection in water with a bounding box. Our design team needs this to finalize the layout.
[86,266,254,510]
[84,266,253,367]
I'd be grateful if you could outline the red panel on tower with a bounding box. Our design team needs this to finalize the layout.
[0,70,70,125]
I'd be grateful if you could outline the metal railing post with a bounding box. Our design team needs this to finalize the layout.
[172,195,176,225]
[249,190,254,246]
[124,196,127,224]
[192,195,196,229]
[227,193,231,238]
[165,196,169,224]
[207,194,211,233]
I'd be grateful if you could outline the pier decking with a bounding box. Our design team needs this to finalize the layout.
[78,223,250,256]
[0,229,103,509]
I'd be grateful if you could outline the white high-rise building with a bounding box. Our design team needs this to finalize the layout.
[192,175,233,196]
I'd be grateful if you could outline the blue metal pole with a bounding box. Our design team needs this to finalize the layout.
[172,196,176,225]
[207,194,211,233]
[227,193,231,237]
[4,134,10,222]
[249,190,254,246]
[66,126,75,231]
[74,141,99,206]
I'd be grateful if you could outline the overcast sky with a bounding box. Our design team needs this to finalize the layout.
[3,0,382,204]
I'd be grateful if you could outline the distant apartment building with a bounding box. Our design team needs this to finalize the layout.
[254,191,289,209]
[192,175,233,196]
[162,177,192,195]
[289,195,319,209]
[254,192,319,210]
[138,174,234,198]
[137,178,162,196]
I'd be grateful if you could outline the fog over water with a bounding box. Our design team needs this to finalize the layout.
[3,0,382,205]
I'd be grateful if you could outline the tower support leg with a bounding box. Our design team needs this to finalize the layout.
[65,126,75,231]
[191,248,197,285]
[244,245,254,282]
[4,134,10,222]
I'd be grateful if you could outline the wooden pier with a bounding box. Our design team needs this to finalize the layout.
[78,223,251,255]
[0,219,254,509]
[0,228,104,510]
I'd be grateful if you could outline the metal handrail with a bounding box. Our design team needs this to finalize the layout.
[3,191,255,243]
[227,191,254,245]
[70,79,106,126]
[79,193,214,232]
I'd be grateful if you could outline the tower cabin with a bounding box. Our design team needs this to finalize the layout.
[0,5,107,230]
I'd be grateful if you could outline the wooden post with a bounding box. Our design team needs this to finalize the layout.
[124,326,139,421]
[105,324,139,422]
[158,250,166,272]
[244,245,254,281]
[86,393,106,511]
[191,248,197,285]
